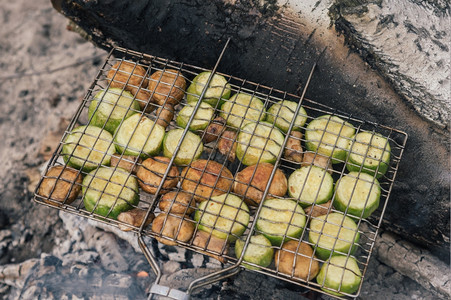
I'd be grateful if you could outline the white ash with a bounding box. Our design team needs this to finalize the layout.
[191,253,205,269]
[162,261,181,274]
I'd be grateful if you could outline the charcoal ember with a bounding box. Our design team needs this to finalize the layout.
[58,212,151,276]
[52,239,73,258]
[162,261,181,274]
[0,230,12,244]
[103,273,135,290]
[159,268,222,296]
[59,212,130,273]
[19,254,146,300]
[205,257,223,269]
[167,246,187,263]
[218,270,309,299]
[60,250,100,267]
[87,230,129,272]
[20,285,44,300]
[0,258,38,289]
[191,253,205,268]
[0,210,9,229]
[0,284,9,295]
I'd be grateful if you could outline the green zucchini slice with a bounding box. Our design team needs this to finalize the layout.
[346,132,391,178]
[288,166,334,207]
[334,172,381,219]
[186,72,231,107]
[316,255,362,296]
[235,234,274,270]
[62,125,116,172]
[163,128,204,165]
[195,194,250,242]
[114,114,165,158]
[82,167,139,219]
[220,93,266,128]
[308,213,360,260]
[176,102,215,131]
[305,115,355,164]
[255,198,307,246]
[266,100,308,133]
[236,122,285,166]
[88,88,140,134]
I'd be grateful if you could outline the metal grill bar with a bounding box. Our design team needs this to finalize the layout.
[235,56,319,267]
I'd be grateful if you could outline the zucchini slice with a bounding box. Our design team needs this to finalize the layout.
[114,114,166,158]
[266,100,308,133]
[82,167,139,219]
[176,102,215,131]
[163,128,204,165]
[195,194,250,242]
[305,115,355,164]
[334,172,381,219]
[220,93,266,128]
[308,213,360,260]
[236,122,285,166]
[186,72,231,107]
[288,166,334,207]
[62,125,116,172]
[88,88,140,134]
[347,132,391,178]
[255,198,307,246]
[316,255,362,296]
[235,234,274,270]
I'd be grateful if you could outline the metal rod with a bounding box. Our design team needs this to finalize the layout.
[233,50,321,268]
[136,39,232,292]
[137,38,231,235]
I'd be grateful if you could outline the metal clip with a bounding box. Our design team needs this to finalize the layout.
[149,284,190,300]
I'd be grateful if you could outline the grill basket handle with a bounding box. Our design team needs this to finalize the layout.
[148,284,190,300]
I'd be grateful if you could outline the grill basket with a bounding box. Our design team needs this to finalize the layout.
[34,44,407,299]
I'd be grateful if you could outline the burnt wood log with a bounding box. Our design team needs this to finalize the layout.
[52,0,449,261]
[330,0,450,129]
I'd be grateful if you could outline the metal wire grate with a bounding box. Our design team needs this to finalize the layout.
[34,43,407,299]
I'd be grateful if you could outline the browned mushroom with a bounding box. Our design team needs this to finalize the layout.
[218,130,237,162]
[284,131,303,163]
[159,191,196,215]
[181,159,234,202]
[151,213,195,246]
[202,116,227,143]
[192,230,229,263]
[107,61,148,89]
[117,208,154,231]
[38,165,82,205]
[155,104,175,128]
[148,69,186,106]
[232,163,287,206]
[136,156,179,194]
[110,154,141,174]
[301,152,333,174]
[275,240,320,281]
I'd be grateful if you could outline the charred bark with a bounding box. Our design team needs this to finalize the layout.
[330,0,450,129]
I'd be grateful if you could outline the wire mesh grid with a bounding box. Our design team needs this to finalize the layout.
[34,45,407,299]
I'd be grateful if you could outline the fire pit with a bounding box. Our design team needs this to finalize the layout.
[50,0,450,263]
[34,42,407,299]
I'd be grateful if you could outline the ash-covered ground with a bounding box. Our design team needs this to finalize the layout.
[0,0,445,299]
